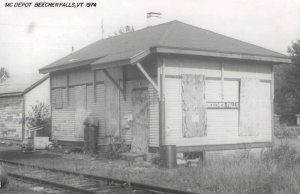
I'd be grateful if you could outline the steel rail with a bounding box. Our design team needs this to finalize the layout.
[8,172,93,194]
[0,158,199,194]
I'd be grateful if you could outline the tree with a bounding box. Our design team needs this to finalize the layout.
[108,25,135,37]
[0,67,9,83]
[274,40,300,124]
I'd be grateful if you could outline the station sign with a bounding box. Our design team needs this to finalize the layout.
[206,102,239,109]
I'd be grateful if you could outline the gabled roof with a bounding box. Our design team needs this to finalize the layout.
[0,73,49,97]
[39,20,290,73]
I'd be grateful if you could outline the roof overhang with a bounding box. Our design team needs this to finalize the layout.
[91,49,152,70]
[39,57,103,74]
[0,92,23,98]
[91,47,291,70]
[154,47,291,64]
[0,74,49,97]
[23,74,49,94]
[40,46,291,73]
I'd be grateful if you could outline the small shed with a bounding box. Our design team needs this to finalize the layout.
[0,73,50,142]
[39,20,290,153]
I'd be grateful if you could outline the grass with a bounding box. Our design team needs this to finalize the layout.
[274,122,300,139]
[179,148,300,193]
[1,140,300,193]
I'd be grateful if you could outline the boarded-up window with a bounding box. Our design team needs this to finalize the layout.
[239,78,259,136]
[54,88,63,109]
[181,74,206,137]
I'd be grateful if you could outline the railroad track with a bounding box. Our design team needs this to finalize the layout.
[0,159,198,194]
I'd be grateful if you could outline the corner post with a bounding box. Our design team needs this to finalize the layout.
[159,74,166,147]
[271,65,275,143]
[159,59,166,147]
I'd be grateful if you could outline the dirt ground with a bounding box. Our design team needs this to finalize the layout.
[0,138,300,193]
[0,144,202,193]
[0,178,65,194]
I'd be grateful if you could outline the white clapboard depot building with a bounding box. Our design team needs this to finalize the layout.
[39,20,290,154]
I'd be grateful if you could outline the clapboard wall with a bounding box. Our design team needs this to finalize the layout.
[51,67,107,143]
[51,59,159,147]
[0,96,23,140]
[162,55,272,147]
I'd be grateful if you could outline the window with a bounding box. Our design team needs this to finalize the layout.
[181,74,206,137]
[239,78,260,136]
[53,88,63,109]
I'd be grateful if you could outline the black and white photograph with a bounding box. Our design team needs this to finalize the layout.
[0,0,299,193]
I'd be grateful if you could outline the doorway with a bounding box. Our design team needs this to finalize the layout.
[131,88,149,153]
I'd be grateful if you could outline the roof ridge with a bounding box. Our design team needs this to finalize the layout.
[94,20,176,42]
[51,20,177,63]
[177,21,287,57]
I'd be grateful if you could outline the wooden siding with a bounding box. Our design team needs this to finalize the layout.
[148,84,159,147]
[87,84,106,144]
[239,78,260,136]
[52,67,125,144]
[69,70,93,86]
[165,77,271,146]
[52,88,75,141]
[120,79,159,147]
[74,85,87,138]
[0,96,23,140]
[104,67,122,136]
[163,55,272,147]
[52,84,105,143]
[52,72,67,88]
[163,55,272,80]
[205,80,240,144]
[51,64,159,146]
[52,68,95,88]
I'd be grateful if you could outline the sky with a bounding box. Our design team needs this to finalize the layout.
[0,0,299,75]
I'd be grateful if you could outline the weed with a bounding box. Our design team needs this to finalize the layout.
[106,136,130,159]
[275,123,300,139]
[262,143,300,169]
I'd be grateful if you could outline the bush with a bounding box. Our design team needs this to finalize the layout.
[26,102,51,137]
[106,136,129,159]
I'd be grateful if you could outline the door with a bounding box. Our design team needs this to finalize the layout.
[74,85,87,138]
[131,88,149,153]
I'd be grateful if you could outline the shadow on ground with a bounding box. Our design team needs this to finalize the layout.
[0,149,59,160]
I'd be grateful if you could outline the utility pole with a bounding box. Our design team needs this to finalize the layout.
[101,20,104,39]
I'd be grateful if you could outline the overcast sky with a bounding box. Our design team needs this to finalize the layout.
[0,0,299,75]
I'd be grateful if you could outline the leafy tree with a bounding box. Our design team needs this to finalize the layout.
[108,25,134,37]
[0,67,9,83]
[274,40,300,124]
